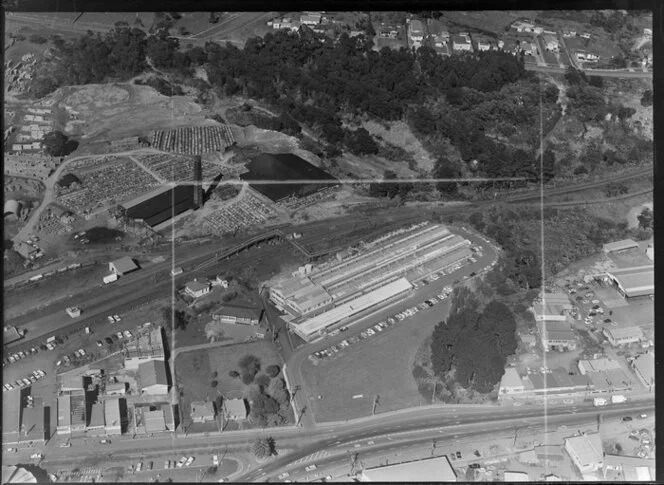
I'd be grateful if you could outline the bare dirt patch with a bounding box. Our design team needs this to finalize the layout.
[362,120,436,173]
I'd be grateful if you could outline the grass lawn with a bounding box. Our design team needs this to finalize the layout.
[300,302,451,422]
[175,341,284,428]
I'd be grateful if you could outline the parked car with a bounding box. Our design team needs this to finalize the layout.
[386,317,396,325]
[116,332,123,339]
[136,462,143,473]
[418,302,429,310]
[212,455,219,466]
[185,456,195,467]
[107,315,115,324]
[113,315,121,322]
[105,337,114,345]
[456,451,462,459]
[622,416,633,422]
[123,330,132,338]
[165,460,171,469]
[96,340,103,347]
[177,457,187,468]
[366,328,375,336]
[373,324,383,332]
[305,465,317,472]
[78,349,86,356]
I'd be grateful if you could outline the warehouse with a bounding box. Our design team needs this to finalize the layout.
[606,265,654,298]
[104,398,122,435]
[271,223,472,341]
[212,304,263,325]
[241,153,338,202]
[124,185,196,228]
[565,433,604,474]
[108,256,139,276]
[359,456,456,482]
[632,352,654,389]
[603,326,643,347]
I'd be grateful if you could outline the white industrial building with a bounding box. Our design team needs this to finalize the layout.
[138,360,169,395]
[270,223,472,341]
[565,433,604,474]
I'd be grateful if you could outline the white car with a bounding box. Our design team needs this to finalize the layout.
[107,315,115,324]
[278,473,290,480]
[366,328,375,336]
[305,465,317,472]
[212,455,219,467]
[123,330,132,339]
[116,332,123,339]
[177,457,187,468]
[113,315,121,322]
[30,453,43,460]
[373,324,383,332]
[136,462,143,472]
[78,349,86,356]
[185,456,195,467]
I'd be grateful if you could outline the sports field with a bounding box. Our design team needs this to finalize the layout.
[299,300,452,422]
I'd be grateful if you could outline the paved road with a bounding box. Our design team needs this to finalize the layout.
[525,63,652,78]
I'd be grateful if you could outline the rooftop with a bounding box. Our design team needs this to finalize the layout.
[604,325,643,339]
[104,398,121,427]
[565,433,603,467]
[212,304,263,321]
[607,265,654,296]
[223,398,247,419]
[191,401,215,420]
[143,409,166,433]
[185,280,210,293]
[633,352,654,385]
[110,255,138,274]
[138,359,168,388]
[361,456,456,481]
[603,239,638,252]
[89,402,105,428]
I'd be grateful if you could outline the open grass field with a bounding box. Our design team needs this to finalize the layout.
[299,302,451,422]
[441,11,532,35]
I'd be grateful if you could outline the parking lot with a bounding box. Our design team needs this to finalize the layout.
[204,192,277,234]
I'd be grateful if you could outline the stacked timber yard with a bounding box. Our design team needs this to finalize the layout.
[269,222,472,341]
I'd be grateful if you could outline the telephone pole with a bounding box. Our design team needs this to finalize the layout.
[372,395,380,416]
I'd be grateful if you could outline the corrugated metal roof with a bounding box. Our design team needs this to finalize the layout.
[634,353,654,385]
[565,433,603,467]
[294,277,412,337]
[605,326,643,340]
[213,304,263,321]
[144,410,166,432]
[88,403,105,428]
[362,456,456,482]
[104,398,121,428]
[57,396,71,427]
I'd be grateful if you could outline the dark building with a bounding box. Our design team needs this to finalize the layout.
[240,153,338,202]
[193,155,203,209]
[124,186,196,228]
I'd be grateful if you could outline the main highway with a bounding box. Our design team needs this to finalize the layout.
[8,400,653,479]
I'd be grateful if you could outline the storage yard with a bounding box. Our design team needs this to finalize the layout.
[132,152,221,183]
[56,156,160,216]
[150,124,236,154]
[203,190,278,235]
[269,222,472,341]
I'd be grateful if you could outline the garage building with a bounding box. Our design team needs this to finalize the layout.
[109,256,139,276]
[606,265,654,298]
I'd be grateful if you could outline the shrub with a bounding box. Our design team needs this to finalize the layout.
[239,354,261,376]
[211,380,218,388]
[573,166,589,175]
[29,34,48,44]
[265,365,280,378]
[211,371,218,378]
[412,364,429,380]
[241,372,254,385]
[255,374,271,388]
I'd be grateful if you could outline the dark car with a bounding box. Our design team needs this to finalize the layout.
[604,318,612,323]
[110,334,119,342]
[105,337,114,345]
[469,463,480,469]
[469,272,476,277]
[622,416,633,422]
[456,451,462,459]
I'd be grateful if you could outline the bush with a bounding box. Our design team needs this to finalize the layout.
[239,354,261,376]
[255,374,271,388]
[641,89,653,107]
[211,380,218,388]
[412,364,429,380]
[211,371,218,378]
[573,166,589,175]
[241,372,254,385]
[265,365,280,378]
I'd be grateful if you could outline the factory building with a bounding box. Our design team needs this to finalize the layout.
[270,223,472,341]
[606,265,654,298]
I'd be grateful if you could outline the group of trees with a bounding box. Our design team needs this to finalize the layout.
[161,305,191,330]
[430,289,517,393]
[253,436,277,459]
[42,131,78,157]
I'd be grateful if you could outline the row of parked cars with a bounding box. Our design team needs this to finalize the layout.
[55,348,87,367]
[165,456,196,469]
[3,369,46,392]
[311,287,453,361]
[3,335,66,368]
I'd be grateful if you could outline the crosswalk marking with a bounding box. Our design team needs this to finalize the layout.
[292,450,330,465]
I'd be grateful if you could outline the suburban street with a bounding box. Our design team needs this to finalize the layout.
[525,63,652,78]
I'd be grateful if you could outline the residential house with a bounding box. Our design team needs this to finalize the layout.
[564,433,604,474]
[223,398,248,421]
[576,50,599,62]
[511,20,535,32]
[185,279,211,299]
[108,256,139,276]
[300,13,321,25]
[451,33,473,52]
[408,19,424,42]
[212,304,263,326]
[191,401,215,423]
[504,471,530,482]
[138,359,169,395]
[211,275,229,288]
[542,33,560,51]
[105,382,127,396]
[531,292,571,321]
[476,39,493,51]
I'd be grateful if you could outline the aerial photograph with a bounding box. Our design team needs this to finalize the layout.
[2,8,655,483]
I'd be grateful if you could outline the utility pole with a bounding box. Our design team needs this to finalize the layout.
[431,438,437,456]
[431,380,437,404]
[296,405,306,427]
[372,395,380,416]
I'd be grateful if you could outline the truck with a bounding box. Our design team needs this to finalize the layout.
[103,273,119,284]
[611,395,627,404]
[66,307,81,318]
[593,397,607,407]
